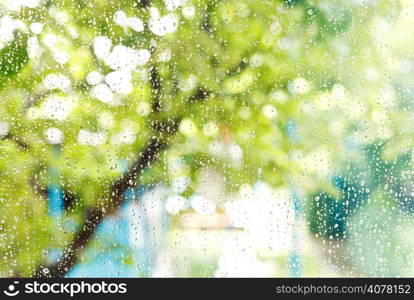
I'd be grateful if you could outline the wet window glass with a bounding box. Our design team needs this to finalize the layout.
[0,0,413,278]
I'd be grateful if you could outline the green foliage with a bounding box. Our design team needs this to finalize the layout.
[307,142,413,240]
[0,0,412,276]
[0,34,28,89]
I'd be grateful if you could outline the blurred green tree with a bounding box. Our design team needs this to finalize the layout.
[0,0,412,277]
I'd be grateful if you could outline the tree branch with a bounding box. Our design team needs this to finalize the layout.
[34,137,168,278]
[33,60,205,277]
[150,66,162,113]
[2,133,29,150]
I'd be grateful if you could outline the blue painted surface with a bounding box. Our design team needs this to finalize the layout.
[48,147,64,218]
[288,251,302,278]
[288,188,303,277]
[67,198,137,278]
[47,147,66,266]
[66,186,168,278]
[285,119,300,143]
[48,184,63,218]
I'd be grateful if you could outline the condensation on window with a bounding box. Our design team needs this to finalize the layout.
[0,0,413,278]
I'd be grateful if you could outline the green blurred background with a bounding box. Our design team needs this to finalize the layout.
[0,0,414,277]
